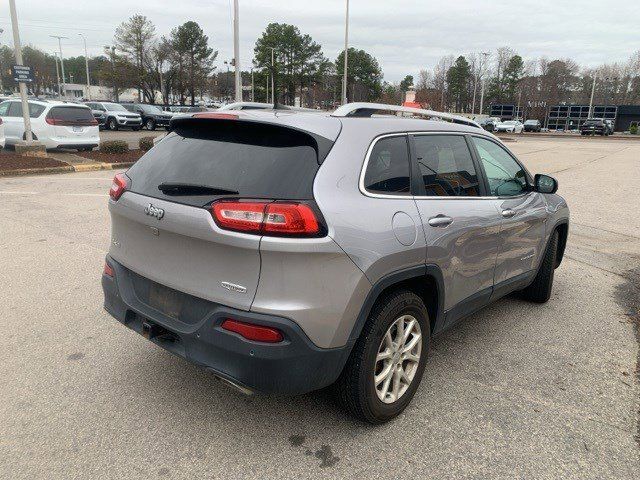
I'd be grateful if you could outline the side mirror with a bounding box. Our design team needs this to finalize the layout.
[534,174,558,194]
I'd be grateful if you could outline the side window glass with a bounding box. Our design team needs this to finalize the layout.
[29,104,45,118]
[8,102,22,117]
[363,136,411,195]
[0,102,9,116]
[413,135,479,197]
[472,137,527,197]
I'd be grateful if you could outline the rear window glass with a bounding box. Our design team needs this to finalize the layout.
[126,121,325,206]
[49,106,94,122]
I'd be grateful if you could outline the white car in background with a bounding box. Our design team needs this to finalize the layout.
[494,120,524,134]
[0,99,99,151]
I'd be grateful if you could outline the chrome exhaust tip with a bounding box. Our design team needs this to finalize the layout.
[210,371,254,396]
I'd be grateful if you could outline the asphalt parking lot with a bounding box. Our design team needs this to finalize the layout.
[1,136,638,479]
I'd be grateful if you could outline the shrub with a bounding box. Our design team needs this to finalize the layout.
[630,124,638,135]
[139,136,155,152]
[99,140,129,154]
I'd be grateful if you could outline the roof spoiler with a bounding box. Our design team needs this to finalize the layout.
[332,102,481,129]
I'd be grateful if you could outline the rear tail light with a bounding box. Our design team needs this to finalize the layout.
[103,261,114,277]
[221,319,284,343]
[211,201,320,237]
[109,173,128,201]
[0,117,3,125]
[46,116,98,126]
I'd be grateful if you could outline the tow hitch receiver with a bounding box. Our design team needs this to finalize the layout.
[142,321,163,340]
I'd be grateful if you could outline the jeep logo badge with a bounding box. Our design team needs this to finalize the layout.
[144,203,165,220]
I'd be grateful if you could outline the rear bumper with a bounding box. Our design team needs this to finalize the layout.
[102,257,351,395]
[46,137,100,149]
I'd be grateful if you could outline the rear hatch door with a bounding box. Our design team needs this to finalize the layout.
[48,105,97,138]
[108,117,327,311]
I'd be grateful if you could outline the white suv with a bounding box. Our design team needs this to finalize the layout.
[0,99,99,151]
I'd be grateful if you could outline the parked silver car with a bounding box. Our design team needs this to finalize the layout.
[102,103,569,423]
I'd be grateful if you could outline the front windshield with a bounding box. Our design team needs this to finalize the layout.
[105,103,128,112]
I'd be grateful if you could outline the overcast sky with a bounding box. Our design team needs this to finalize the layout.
[2,0,638,82]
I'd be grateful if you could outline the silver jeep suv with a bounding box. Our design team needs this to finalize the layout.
[102,103,569,423]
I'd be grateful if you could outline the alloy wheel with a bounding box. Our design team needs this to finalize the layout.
[374,314,422,404]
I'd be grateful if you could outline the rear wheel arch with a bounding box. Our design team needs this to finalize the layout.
[349,265,444,344]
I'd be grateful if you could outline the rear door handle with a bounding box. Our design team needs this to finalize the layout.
[501,208,516,218]
[428,215,453,227]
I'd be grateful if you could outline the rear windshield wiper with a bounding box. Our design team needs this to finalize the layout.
[158,182,239,196]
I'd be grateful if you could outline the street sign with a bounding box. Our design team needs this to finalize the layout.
[11,65,34,83]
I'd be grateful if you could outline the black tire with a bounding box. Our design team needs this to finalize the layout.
[107,118,118,131]
[521,231,559,303]
[145,119,155,131]
[334,290,430,424]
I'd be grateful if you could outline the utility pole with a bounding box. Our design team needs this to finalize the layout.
[8,0,34,143]
[478,51,490,115]
[53,52,61,99]
[50,35,68,99]
[78,34,91,100]
[341,0,349,105]
[233,0,242,102]
[588,72,597,118]
[265,71,269,104]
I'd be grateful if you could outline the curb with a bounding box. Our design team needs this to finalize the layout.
[0,162,134,178]
[72,162,135,172]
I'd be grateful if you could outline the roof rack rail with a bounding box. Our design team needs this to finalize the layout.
[332,102,481,129]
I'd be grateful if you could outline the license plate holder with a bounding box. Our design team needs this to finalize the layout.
[72,126,83,133]
[148,282,183,318]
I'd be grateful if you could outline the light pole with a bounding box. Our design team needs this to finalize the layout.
[478,51,490,115]
[269,47,275,104]
[9,0,34,143]
[224,61,230,103]
[50,35,68,99]
[78,33,91,100]
[53,52,61,99]
[250,67,254,102]
[233,0,242,102]
[588,72,597,118]
[341,0,349,105]
[0,28,4,94]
